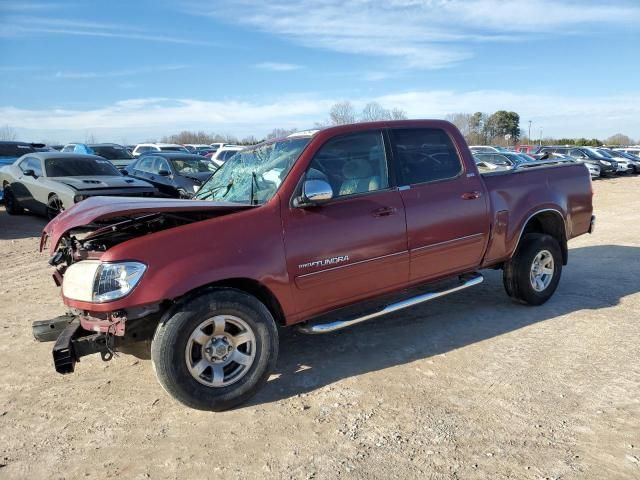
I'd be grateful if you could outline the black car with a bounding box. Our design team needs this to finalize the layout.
[125,152,218,198]
[538,146,617,175]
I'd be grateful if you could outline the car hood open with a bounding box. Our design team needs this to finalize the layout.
[41,196,252,251]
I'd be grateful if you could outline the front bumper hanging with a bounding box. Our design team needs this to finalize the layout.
[51,319,112,374]
[33,312,161,374]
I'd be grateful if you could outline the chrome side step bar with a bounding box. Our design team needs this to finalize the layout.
[297,273,483,334]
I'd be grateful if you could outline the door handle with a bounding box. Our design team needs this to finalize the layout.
[372,206,397,217]
[461,191,482,200]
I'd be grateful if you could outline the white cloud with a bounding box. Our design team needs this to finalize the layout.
[254,62,303,71]
[0,15,216,46]
[51,65,189,80]
[2,90,639,142]
[189,0,640,69]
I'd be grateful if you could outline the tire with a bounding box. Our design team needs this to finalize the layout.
[3,186,24,215]
[503,233,562,306]
[151,288,279,411]
[46,194,64,220]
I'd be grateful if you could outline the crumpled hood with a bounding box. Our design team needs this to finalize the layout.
[41,196,252,251]
[54,175,152,190]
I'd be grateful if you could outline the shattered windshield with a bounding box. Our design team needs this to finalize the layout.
[194,137,311,205]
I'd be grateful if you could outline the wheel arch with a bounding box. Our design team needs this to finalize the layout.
[515,209,568,265]
[172,278,287,327]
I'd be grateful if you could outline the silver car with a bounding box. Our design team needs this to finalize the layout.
[1,152,157,219]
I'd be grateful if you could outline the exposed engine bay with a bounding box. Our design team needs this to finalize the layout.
[47,211,226,268]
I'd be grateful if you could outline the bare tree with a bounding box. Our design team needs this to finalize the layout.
[266,128,298,140]
[389,107,408,120]
[360,102,391,122]
[605,133,632,146]
[445,113,473,137]
[0,125,18,141]
[329,101,357,125]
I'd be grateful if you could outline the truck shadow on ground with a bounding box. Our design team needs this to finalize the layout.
[251,244,640,406]
[0,210,47,240]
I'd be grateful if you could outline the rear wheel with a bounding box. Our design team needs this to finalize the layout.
[503,233,562,305]
[3,186,24,215]
[46,194,64,220]
[151,289,278,411]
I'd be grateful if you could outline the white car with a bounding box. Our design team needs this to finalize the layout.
[132,143,189,157]
[583,162,601,178]
[210,146,244,166]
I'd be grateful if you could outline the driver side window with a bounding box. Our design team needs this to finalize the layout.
[307,131,389,198]
[20,157,43,176]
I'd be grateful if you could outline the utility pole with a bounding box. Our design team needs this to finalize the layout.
[528,120,532,144]
[539,128,543,146]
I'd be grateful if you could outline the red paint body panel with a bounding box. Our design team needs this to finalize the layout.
[42,120,593,327]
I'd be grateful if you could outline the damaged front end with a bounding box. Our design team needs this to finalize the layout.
[36,197,252,373]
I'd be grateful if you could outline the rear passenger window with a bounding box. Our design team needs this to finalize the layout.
[137,157,155,172]
[390,128,461,185]
[308,131,389,198]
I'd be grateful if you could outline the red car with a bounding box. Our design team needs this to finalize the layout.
[36,120,595,410]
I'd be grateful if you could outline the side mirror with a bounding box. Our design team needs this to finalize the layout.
[158,169,171,176]
[121,169,129,176]
[23,169,36,177]
[296,179,333,207]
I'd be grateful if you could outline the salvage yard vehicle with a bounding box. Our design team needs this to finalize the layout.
[538,146,618,176]
[62,143,135,170]
[1,152,157,219]
[209,145,244,166]
[36,120,595,411]
[604,149,640,173]
[132,143,189,157]
[124,152,217,198]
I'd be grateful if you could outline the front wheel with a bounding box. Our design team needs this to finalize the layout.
[3,186,24,215]
[503,233,562,305]
[46,194,64,220]
[151,289,279,411]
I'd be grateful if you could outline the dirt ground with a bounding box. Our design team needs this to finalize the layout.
[0,176,639,480]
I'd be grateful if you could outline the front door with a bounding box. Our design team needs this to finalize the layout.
[283,130,409,319]
[388,127,490,283]
[13,157,43,212]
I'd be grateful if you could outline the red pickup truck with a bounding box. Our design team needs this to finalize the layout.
[36,120,595,410]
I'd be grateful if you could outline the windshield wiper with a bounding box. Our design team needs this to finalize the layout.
[250,171,259,206]
[196,178,233,201]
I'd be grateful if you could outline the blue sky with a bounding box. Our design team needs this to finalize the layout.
[1,0,639,143]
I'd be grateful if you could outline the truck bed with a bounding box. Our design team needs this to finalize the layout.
[480,161,593,267]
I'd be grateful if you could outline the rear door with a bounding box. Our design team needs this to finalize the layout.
[130,156,155,183]
[283,129,409,318]
[388,127,490,283]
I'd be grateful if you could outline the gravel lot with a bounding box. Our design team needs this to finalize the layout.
[1,176,639,479]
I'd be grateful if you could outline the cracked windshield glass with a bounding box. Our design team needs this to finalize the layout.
[194,137,311,204]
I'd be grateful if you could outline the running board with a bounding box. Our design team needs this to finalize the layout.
[297,273,484,334]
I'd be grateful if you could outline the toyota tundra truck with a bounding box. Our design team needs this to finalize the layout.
[35,120,595,410]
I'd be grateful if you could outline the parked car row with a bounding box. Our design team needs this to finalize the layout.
[470,144,640,179]
[0,144,228,217]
